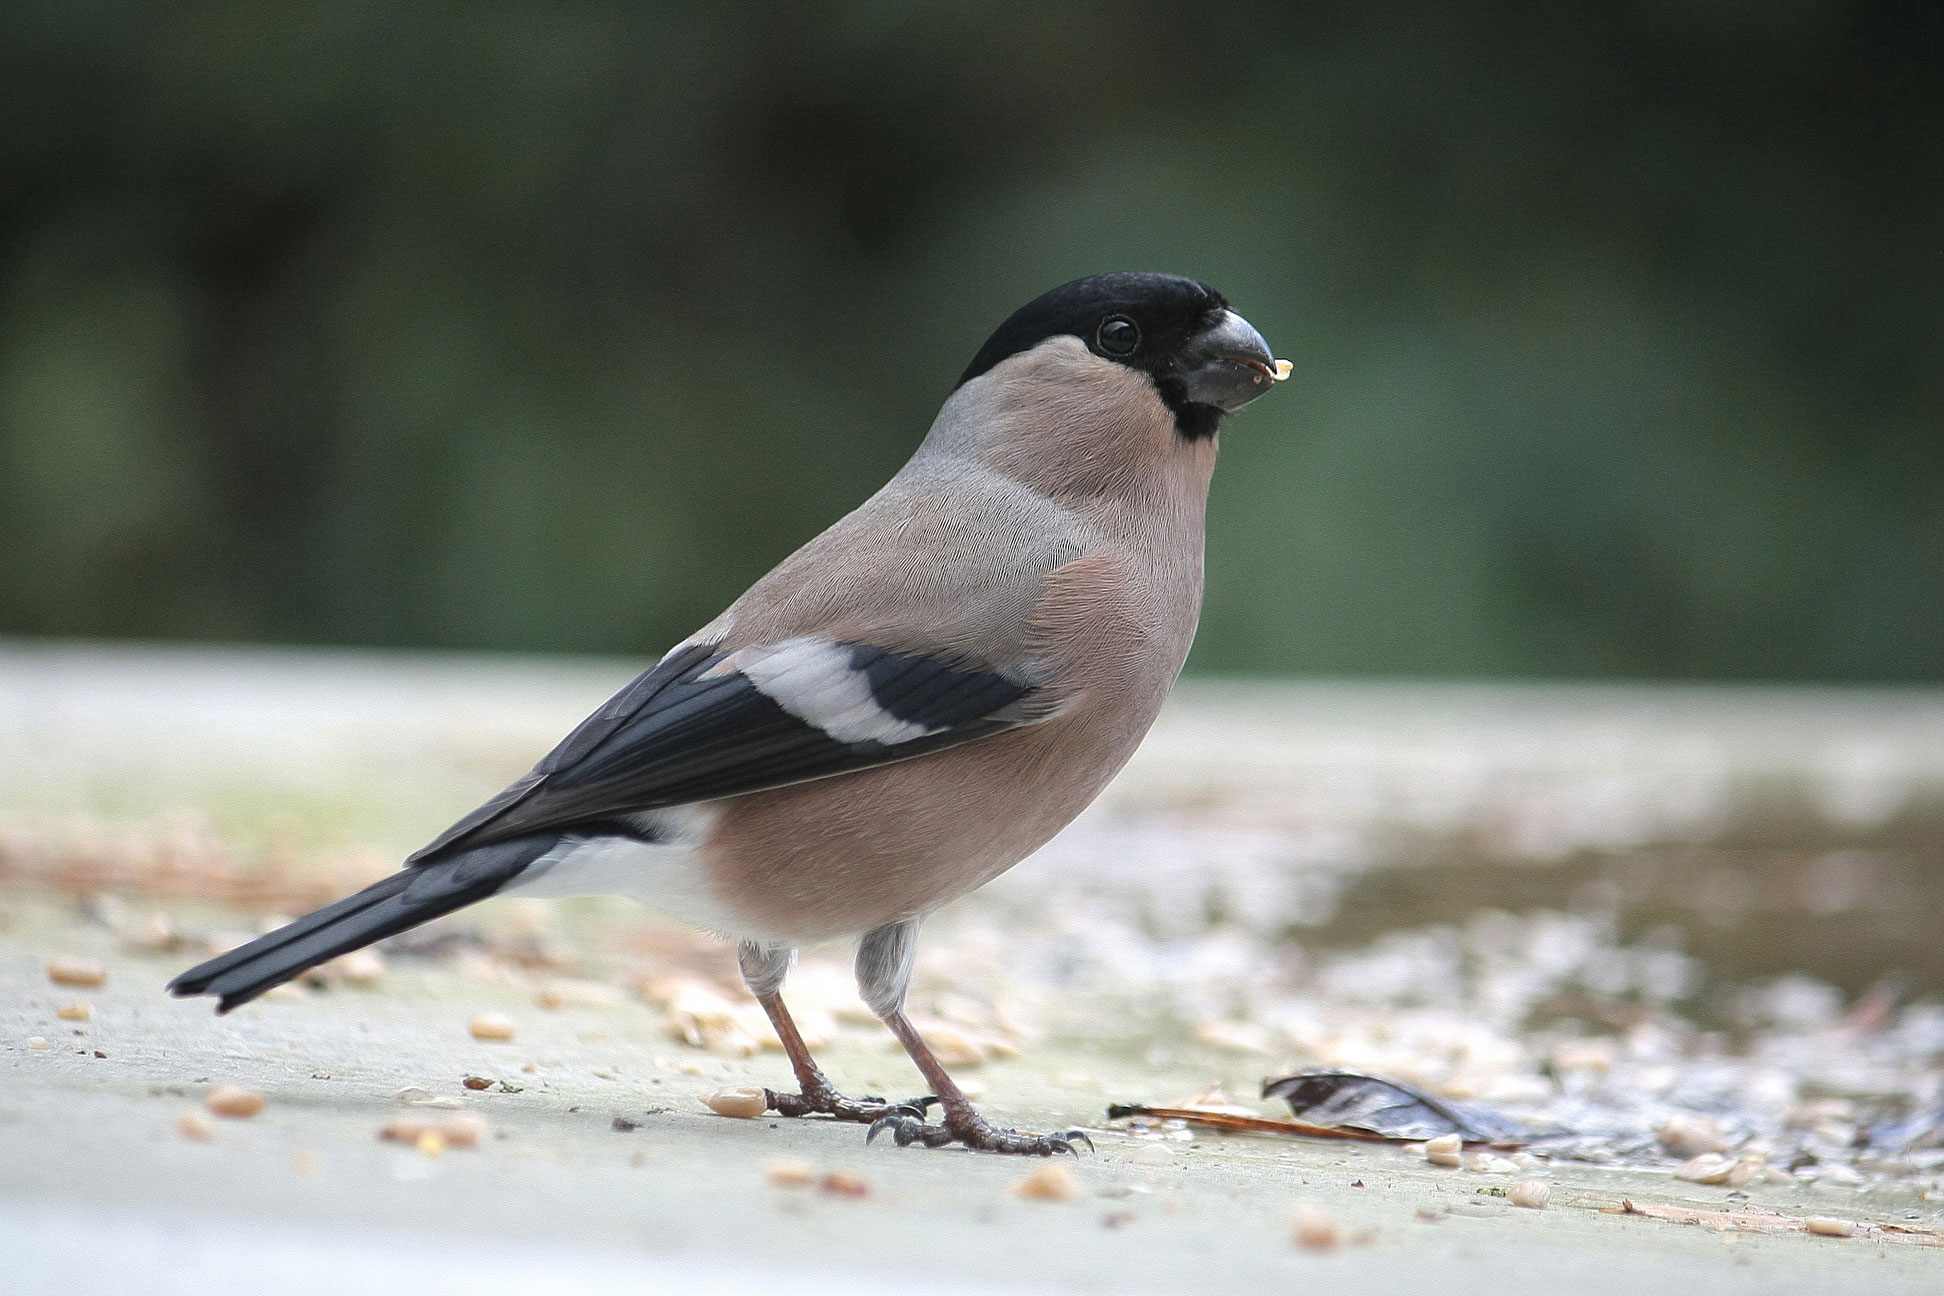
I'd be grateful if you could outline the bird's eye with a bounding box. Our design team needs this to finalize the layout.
[1096,315,1140,357]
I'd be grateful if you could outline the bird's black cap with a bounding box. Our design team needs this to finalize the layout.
[957,272,1229,389]
[958,273,1272,439]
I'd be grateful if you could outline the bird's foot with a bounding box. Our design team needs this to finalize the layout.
[765,1082,935,1125]
[866,1108,1094,1156]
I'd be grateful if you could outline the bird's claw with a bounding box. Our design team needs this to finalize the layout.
[765,1085,936,1124]
[864,1110,1095,1156]
[866,1112,958,1148]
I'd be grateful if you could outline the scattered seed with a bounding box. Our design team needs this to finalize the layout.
[1806,1217,1855,1238]
[911,1020,987,1067]
[57,1001,92,1022]
[767,1158,816,1188]
[1811,1163,1865,1187]
[1549,1038,1618,1073]
[1465,1152,1521,1174]
[820,1171,870,1197]
[1015,1162,1078,1201]
[1508,1180,1552,1209]
[1425,1133,1464,1167]
[1190,1019,1274,1055]
[377,1111,484,1149]
[1291,1204,1341,1250]
[468,1013,517,1041]
[1659,1114,1734,1158]
[25,1036,49,1050]
[1672,1152,1766,1187]
[178,1110,214,1141]
[47,956,106,988]
[336,948,386,986]
[536,979,621,1010]
[119,913,179,953]
[1675,1153,1732,1183]
[205,1085,266,1118]
[462,1075,492,1090]
[700,1085,768,1118]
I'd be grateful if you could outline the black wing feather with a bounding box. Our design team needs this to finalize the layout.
[410,640,1037,864]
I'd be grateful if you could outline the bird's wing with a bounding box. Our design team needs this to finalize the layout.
[408,636,1049,862]
[412,458,1094,864]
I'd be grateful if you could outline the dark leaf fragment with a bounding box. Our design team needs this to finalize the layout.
[1262,1069,1528,1144]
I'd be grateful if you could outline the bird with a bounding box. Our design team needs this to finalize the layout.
[169,271,1285,1155]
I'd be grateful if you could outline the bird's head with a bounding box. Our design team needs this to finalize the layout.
[956,272,1286,443]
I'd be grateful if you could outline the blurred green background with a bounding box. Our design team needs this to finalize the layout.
[2,2,1939,679]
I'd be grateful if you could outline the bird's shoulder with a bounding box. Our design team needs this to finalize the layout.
[705,459,1098,661]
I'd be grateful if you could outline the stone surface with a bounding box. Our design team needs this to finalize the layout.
[2,643,1941,1294]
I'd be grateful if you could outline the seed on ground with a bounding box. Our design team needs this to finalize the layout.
[700,1086,767,1118]
[380,1113,486,1148]
[380,1115,432,1143]
[1291,1203,1341,1250]
[468,1013,518,1041]
[1015,1162,1078,1201]
[1507,1180,1552,1209]
[120,913,178,953]
[205,1085,266,1118]
[1424,1133,1464,1166]
[1674,1153,1735,1184]
[1658,1114,1733,1158]
[177,1111,214,1141]
[57,1001,93,1022]
[25,1036,49,1050]
[819,1171,869,1197]
[766,1158,816,1188]
[336,948,386,986]
[1805,1217,1855,1238]
[462,1075,492,1090]
[47,956,106,988]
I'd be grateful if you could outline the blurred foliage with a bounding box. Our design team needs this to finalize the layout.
[1,1,1939,678]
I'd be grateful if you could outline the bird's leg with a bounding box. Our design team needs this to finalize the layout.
[738,940,930,1123]
[854,921,1092,1157]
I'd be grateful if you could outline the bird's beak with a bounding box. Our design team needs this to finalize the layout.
[1178,310,1289,412]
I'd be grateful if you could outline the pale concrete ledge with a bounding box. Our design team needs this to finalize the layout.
[3,642,1941,1295]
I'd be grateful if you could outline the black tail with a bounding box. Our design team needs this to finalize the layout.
[168,834,559,1013]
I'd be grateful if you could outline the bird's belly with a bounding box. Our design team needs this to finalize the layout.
[698,704,1154,943]
[502,809,794,943]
